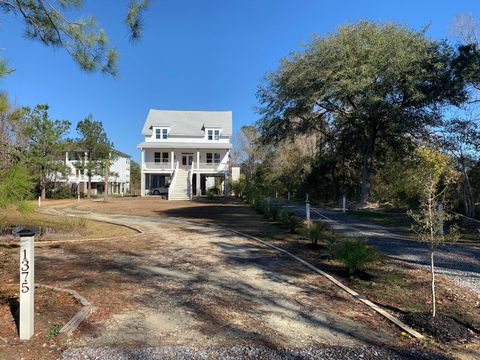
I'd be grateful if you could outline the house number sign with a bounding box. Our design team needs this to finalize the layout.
[17,229,35,340]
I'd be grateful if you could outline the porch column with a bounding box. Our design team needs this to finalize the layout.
[141,149,145,171]
[196,151,200,170]
[224,172,230,195]
[196,173,201,196]
[141,172,146,196]
[171,151,175,170]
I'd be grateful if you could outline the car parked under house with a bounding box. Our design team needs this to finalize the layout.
[138,109,233,200]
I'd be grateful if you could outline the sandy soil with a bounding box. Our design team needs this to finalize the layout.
[0,198,457,358]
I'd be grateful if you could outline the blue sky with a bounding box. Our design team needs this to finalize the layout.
[1,0,480,162]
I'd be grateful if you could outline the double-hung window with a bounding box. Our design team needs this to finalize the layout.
[207,153,221,164]
[154,152,161,163]
[207,129,220,140]
[162,152,169,163]
[155,128,168,140]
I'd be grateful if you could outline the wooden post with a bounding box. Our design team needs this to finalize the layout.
[342,195,346,213]
[17,229,35,340]
[287,192,290,201]
[37,196,41,208]
[306,202,310,221]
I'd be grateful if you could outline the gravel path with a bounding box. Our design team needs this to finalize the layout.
[61,345,451,360]
[286,204,480,294]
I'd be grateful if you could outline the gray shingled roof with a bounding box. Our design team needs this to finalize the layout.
[141,109,232,137]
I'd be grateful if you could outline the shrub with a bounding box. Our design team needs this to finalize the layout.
[324,237,338,258]
[206,186,221,196]
[281,212,299,234]
[270,204,280,221]
[48,185,73,199]
[333,239,379,274]
[47,324,61,339]
[306,221,323,246]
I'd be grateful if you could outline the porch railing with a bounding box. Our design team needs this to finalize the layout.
[143,161,172,171]
[196,162,229,171]
[168,161,179,200]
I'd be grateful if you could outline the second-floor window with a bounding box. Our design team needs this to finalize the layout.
[206,153,221,164]
[154,152,169,163]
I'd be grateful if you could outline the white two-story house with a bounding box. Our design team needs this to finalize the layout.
[63,149,131,196]
[138,109,232,200]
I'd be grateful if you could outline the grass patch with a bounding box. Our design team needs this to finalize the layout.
[0,207,137,240]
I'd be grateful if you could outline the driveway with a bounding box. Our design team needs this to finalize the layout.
[36,205,441,359]
[285,204,480,294]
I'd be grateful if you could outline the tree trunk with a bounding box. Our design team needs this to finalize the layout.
[430,250,436,317]
[41,187,46,201]
[359,152,371,205]
[87,175,92,198]
[462,169,475,218]
[104,162,109,201]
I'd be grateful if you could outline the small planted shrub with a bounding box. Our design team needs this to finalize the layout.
[47,324,61,339]
[306,221,323,246]
[283,213,299,234]
[324,237,338,258]
[333,239,379,274]
[270,204,280,221]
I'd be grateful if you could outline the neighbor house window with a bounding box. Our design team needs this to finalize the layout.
[207,130,213,140]
[162,128,168,139]
[162,152,169,163]
[206,153,212,163]
[154,152,161,163]
[155,129,161,139]
[214,130,220,140]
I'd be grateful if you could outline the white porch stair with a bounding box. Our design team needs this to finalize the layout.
[169,169,190,200]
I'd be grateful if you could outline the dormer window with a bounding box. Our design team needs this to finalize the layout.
[155,127,169,140]
[207,129,220,140]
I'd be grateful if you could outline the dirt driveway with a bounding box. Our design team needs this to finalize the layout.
[27,198,449,358]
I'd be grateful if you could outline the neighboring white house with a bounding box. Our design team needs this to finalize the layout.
[138,109,232,200]
[62,149,131,196]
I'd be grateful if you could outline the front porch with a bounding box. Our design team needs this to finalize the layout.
[139,145,231,198]
[142,172,229,197]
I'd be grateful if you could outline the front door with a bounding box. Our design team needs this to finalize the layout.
[182,155,194,167]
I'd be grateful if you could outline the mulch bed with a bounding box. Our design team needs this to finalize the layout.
[0,285,81,359]
[402,312,477,343]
